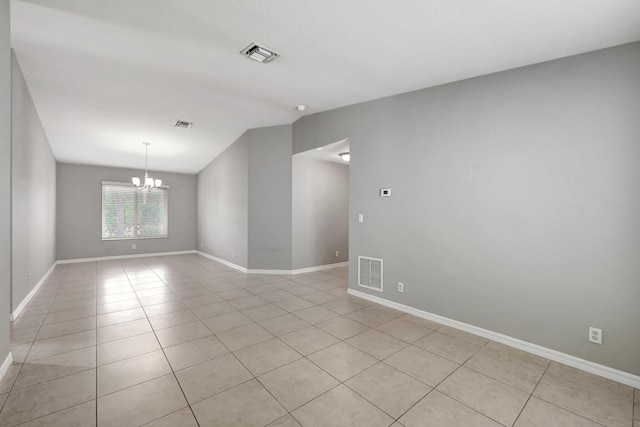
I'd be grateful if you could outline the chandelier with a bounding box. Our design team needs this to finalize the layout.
[132,142,161,191]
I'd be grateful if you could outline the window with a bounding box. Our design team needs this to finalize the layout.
[101,182,168,240]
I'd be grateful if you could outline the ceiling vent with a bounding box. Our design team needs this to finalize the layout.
[240,43,280,63]
[175,120,193,129]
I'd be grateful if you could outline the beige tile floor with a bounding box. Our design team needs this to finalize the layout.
[0,254,637,426]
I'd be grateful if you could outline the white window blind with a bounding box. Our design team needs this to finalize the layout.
[101,182,168,240]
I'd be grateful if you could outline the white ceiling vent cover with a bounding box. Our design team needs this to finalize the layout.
[175,120,193,129]
[358,256,383,292]
[240,43,280,63]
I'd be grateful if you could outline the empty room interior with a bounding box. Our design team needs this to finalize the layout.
[1,1,639,426]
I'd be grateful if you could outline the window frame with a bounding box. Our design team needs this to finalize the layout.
[101,181,169,241]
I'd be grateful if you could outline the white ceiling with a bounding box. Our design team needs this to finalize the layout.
[295,138,350,165]
[10,0,640,174]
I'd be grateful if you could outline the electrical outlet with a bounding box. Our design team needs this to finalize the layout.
[232,250,235,258]
[398,282,404,293]
[200,242,203,248]
[132,244,136,250]
[589,327,602,344]
[335,251,339,257]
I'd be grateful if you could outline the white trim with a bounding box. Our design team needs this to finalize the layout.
[248,268,292,275]
[57,250,197,264]
[287,261,348,275]
[10,262,57,321]
[0,352,13,383]
[348,288,640,389]
[195,252,348,275]
[196,251,248,273]
[250,262,349,275]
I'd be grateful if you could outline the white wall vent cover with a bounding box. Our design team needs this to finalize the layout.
[358,256,383,292]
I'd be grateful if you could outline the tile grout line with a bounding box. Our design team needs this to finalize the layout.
[336,330,439,422]
[508,358,551,427]
[376,338,498,425]
[633,389,637,427]
[525,360,610,427]
[138,257,203,427]
[192,295,292,424]
[234,297,407,422]
[4,256,630,426]
[4,263,97,424]
[140,266,345,424]
[0,270,60,414]
[8,260,451,425]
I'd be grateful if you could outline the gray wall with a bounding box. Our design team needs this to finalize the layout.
[11,52,56,312]
[293,42,640,375]
[247,125,293,270]
[0,0,11,366]
[197,133,249,267]
[292,158,349,269]
[57,163,196,260]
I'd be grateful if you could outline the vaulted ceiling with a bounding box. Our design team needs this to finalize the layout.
[11,0,640,173]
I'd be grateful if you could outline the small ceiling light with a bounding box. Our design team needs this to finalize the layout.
[240,43,280,63]
[339,152,350,162]
[175,120,193,129]
[132,143,162,192]
[295,105,307,112]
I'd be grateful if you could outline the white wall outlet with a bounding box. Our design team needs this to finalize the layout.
[380,188,391,197]
[335,251,339,257]
[358,213,364,223]
[398,282,404,292]
[200,242,203,248]
[232,250,235,258]
[132,244,136,250]
[589,327,602,344]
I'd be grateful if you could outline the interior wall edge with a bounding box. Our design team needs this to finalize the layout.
[196,250,248,273]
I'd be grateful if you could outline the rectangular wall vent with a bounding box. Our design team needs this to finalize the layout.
[358,256,383,292]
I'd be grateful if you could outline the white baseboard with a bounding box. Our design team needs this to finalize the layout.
[287,262,349,275]
[57,250,197,264]
[348,288,640,389]
[249,262,349,275]
[197,251,248,273]
[10,262,57,321]
[247,268,291,275]
[0,352,13,383]
[196,252,348,275]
